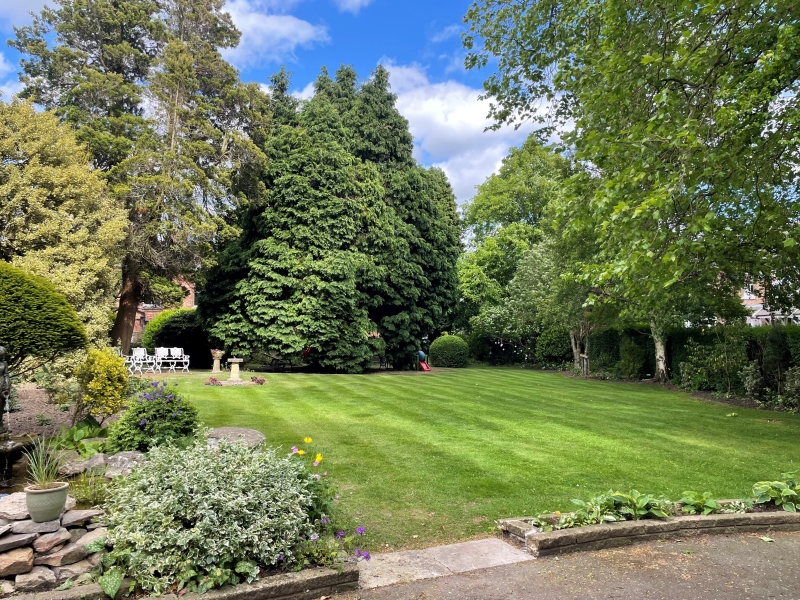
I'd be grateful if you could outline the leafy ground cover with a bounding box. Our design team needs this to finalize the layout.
[163,368,800,550]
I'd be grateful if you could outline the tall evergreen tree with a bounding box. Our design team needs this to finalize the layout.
[343,66,461,366]
[11,0,268,352]
[201,92,384,372]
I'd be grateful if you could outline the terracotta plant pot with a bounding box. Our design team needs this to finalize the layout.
[25,482,69,523]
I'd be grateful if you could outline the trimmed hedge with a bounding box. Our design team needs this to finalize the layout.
[140,309,179,354]
[0,262,86,369]
[429,335,470,368]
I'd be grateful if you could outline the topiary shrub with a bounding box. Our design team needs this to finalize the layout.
[104,439,317,594]
[106,381,199,452]
[74,347,129,423]
[429,335,470,368]
[152,308,212,369]
[0,262,86,370]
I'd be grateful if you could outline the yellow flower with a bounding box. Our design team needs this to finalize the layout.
[315,453,323,463]
[304,437,313,444]
[298,449,306,455]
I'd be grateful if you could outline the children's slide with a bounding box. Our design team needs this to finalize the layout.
[419,361,431,371]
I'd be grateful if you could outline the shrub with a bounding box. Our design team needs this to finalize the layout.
[0,262,87,371]
[152,309,213,369]
[104,440,318,593]
[74,348,129,423]
[618,335,646,379]
[106,381,199,452]
[429,335,470,368]
[139,309,178,354]
[534,326,572,368]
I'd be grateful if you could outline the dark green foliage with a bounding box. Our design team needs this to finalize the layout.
[106,381,199,452]
[152,309,212,369]
[534,326,572,367]
[429,335,470,368]
[140,309,179,354]
[617,336,647,380]
[0,262,87,370]
[200,67,460,372]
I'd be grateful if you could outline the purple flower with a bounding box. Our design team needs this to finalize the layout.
[139,418,147,427]
[356,527,365,535]
[335,531,344,539]
[355,548,361,557]
[310,533,319,542]
[277,554,283,562]
[314,474,321,480]
[152,382,159,388]
[321,517,331,524]
[291,446,299,454]
[361,550,371,561]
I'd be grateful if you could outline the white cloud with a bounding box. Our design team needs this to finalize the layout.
[0,53,13,79]
[384,61,535,204]
[0,79,23,100]
[223,0,329,67]
[331,0,372,13]
[292,81,315,100]
[0,0,47,29]
[431,24,461,43]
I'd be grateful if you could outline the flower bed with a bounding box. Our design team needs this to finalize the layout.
[499,472,800,556]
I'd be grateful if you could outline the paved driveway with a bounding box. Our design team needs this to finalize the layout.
[339,531,800,599]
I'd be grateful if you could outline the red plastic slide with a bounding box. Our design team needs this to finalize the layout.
[419,361,431,371]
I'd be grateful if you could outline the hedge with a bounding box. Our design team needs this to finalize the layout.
[142,308,212,369]
[429,335,470,368]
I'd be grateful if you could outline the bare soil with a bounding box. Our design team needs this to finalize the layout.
[6,384,74,439]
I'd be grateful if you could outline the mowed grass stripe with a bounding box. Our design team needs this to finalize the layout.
[165,368,800,549]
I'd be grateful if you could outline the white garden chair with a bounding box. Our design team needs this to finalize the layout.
[170,348,190,372]
[128,347,155,375]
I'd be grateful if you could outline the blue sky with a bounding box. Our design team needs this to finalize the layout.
[0,0,534,203]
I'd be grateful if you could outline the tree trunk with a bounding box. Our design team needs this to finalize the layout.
[651,319,669,384]
[569,331,581,370]
[111,264,143,355]
[582,328,590,377]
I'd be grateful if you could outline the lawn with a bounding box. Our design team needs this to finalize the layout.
[161,368,800,551]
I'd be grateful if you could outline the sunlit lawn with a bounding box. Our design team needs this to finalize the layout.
[160,367,800,550]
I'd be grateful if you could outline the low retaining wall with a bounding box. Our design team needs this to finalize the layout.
[499,511,800,557]
[15,564,359,600]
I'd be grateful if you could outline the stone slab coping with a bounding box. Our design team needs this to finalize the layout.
[14,565,358,600]
[499,510,800,557]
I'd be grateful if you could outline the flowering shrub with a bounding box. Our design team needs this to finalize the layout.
[106,381,199,452]
[103,439,317,593]
[251,376,266,385]
[205,377,222,386]
[293,526,370,571]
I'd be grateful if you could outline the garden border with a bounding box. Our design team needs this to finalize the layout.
[14,565,358,600]
[499,511,800,557]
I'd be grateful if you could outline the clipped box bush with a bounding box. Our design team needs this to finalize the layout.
[106,381,199,452]
[104,439,317,593]
[429,335,470,368]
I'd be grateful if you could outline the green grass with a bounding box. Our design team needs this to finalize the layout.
[160,368,800,550]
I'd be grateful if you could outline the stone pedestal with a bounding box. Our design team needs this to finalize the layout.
[227,358,243,381]
[212,358,221,373]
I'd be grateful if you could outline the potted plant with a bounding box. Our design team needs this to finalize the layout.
[23,438,68,522]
